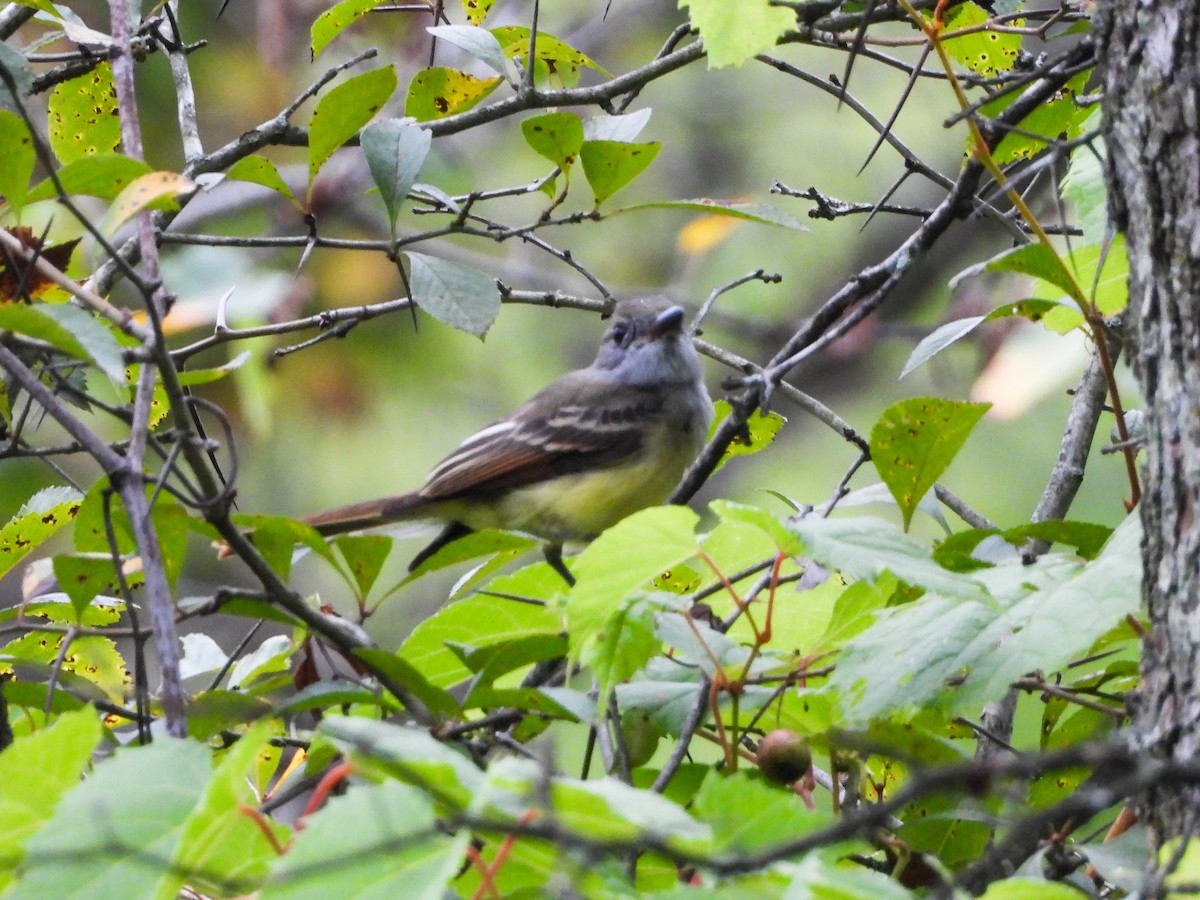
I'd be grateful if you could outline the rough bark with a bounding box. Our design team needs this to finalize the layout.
[1099,0,1200,841]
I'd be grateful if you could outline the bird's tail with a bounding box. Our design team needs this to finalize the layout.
[303,492,431,537]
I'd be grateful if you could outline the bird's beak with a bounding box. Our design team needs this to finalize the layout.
[647,305,686,339]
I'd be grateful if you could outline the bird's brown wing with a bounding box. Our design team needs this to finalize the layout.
[421,376,664,500]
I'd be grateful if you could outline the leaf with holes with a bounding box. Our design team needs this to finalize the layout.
[936,2,1022,76]
[47,62,120,164]
[870,398,990,530]
[0,488,80,582]
[707,401,785,471]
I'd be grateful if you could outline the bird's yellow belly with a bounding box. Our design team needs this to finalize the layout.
[452,429,701,541]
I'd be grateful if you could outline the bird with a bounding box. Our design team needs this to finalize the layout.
[300,297,713,575]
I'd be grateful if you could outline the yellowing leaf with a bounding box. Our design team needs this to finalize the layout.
[404,67,502,121]
[461,0,496,25]
[102,171,195,235]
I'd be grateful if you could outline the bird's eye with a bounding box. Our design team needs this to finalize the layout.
[609,322,629,346]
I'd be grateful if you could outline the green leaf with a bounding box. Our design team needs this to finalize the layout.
[47,62,120,164]
[935,520,1113,570]
[320,716,486,810]
[614,198,808,231]
[166,723,288,897]
[403,528,536,587]
[0,486,82,582]
[25,152,152,204]
[1062,115,1108,244]
[335,533,394,597]
[407,250,501,337]
[310,0,387,58]
[982,298,1061,324]
[455,632,569,684]
[580,593,664,701]
[185,691,274,740]
[710,499,805,553]
[790,515,988,600]
[354,648,459,716]
[403,67,501,122]
[13,739,212,898]
[694,771,831,854]
[308,65,397,194]
[579,140,661,206]
[400,593,562,689]
[678,0,793,68]
[231,514,337,580]
[0,111,34,214]
[831,515,1141,724]
[226,155,298,205]
[0,302,126,384]
[490,26,610,87]
[73,479,133,554]
[8,0,58,16]
[817,577,895,651]
[952,242,1081,306]
[567,506,699,653]
[0,708,100,891]
[263,780,467,898]
[427,24,509,77]
[984,71,1091,165]
[360,118,431,236]
[228,634,293,690]
[937,2,1022,75]
[870,397,990,530]
[174,350,253,387]
[783,854,915,898]
[900,316,985,379]
[1068,236,1129,315]
[521,111,585,169]
[51,553,141,621]
[275,681,395,717]
[979,880,1091,900]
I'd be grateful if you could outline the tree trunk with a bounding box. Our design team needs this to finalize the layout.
[1099,0,1200,841]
